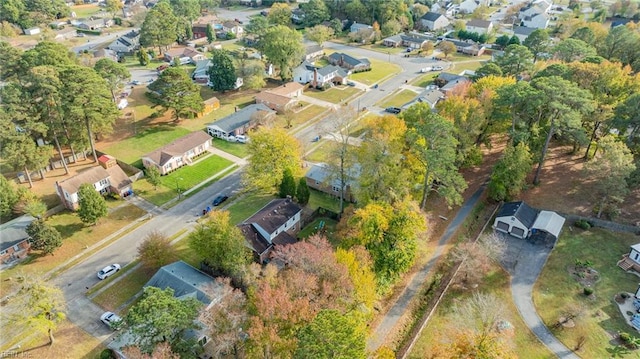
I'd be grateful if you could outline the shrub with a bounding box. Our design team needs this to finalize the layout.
[620,332,632,344]
[574,219,591,230]
[622,292,631,299]
[583,287,594,296]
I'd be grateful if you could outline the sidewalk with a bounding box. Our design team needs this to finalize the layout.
[298,94,340,109]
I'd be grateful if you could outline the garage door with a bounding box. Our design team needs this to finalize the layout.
[511,227,526,238]
[496,221,509,232]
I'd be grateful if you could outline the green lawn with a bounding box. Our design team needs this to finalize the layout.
[349,57,402,86]
[92,262,153,312]
[304,86,361,104]
[379,89,419,108]
[449,60,486,73]
[534,228,640,358]
[135,178,178,206]
[100,125,191,165]
[158,154,233,191]
[411,73,438,88]
[211,138,249,158]
[226,193,276,225]
[298,217,339,243]
[273,103,328,129]
[305,140,336,162]
[308,189,340,213]
[362,43,407,55]
[69,4,101,18]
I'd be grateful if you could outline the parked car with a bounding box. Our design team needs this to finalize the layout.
[385,107,402,114]
[212,195,229,206]
[406,48,412,52]
[347,81,356,87]
[131,80,140,85]
[432,65,444,71]
[234,18,243,24]
[420,67,433,73]
[235,135,248,143]
[97,264,121,280]
[260,10,269,16]
[156,64,169,72]
[100,311,122,329]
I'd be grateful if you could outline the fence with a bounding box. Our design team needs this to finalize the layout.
[562,214,640,235]
[300,206,340,228]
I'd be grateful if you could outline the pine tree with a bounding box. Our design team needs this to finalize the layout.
[208,50,237,92]
[296,177,310,205]
[279,168,297,198]
[137,48,150,65]
[206,24,215,44]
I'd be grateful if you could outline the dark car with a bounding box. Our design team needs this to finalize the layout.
[234,18,243,24]
[385,107,402,114]
[212,195,229,206]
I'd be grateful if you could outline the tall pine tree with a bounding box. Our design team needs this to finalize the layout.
[208,50,237,92]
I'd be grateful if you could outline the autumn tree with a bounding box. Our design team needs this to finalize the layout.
[26,219,63,255]
[402,103,467,209]
[296,177,310,205]
[199,278,248,358]
[105,0,123,18]
[451,233,506,285]
[148,67,204,121]
[209,49,237,92]
[267,3,292,26]
[335,246,377,318]
[123,342,180,359]
[14,278,66,346]
[244,127,303,192]
[488,142,533,202]
[436,94,486,167]
[583,136,636,218]
[294,310,366,359]
[305,24,334,46]
[77,183,108,225]
[126,286,201,354]
[189,210,251,279]
[260,25,305,81]
[437,41,457,59]
[421,40,434,55]
[138,231,177,271]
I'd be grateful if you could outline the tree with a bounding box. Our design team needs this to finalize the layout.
[1,133,51,188]
[244,127,303,192]
[294,310,366,359]
[614,93,640,145]
[301,0,330,27]
[0,174,19,218]
[553,38,596,62]
[123,342,180,359]
[583,136,636,218]
[189,210,251,278]
[14,278,66,346]
[473,62,503,79]
[205,23,215,44]
[494,44,534,76]
[77,183,108,225]
[60,66,119,163]
[278,168,297,198]
[335,246,377,317]
[267,3,292,26]
[145,165,162,190]
[238,59,266,90]
[208,50,237,92]
[437,41,456,59]
[305,24,334,46]
[169,0,200,22]
[260,25,305,81]
[126,286,201,353]
[105,0,123,18]
[296,177,310,205]
[137,48,150,65]
[26,219,62,255]
[140,2,179,54]
[402,103,467,209]
[523,29,550,62]
[94,58,131,103]
[148,67,204,121]
[495,34,511,49]
[436,95,486,167]
[421,40,434,55]
[245,15,269,36]
[0,41,23,81]
[488,142,533,202]
[345,0,370,23]
[451,233,506,285]
[199,279,248,358]
[138,231,177,270]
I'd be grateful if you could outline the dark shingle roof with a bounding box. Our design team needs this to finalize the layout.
[421,12,444,21]
[143,131,212,166]
[497,201,539,229]
[145,261,220,305]
[0,215,34,252]
[207,104,275,133]
[243,198,302,235]
[317,65,341,77]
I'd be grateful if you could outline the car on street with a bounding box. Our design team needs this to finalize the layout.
[234,18,243,24]
[420,67,433,73]
[347,81,356,86]
[97,264,121,280]
[406,48,412,52]
[131,80,140,85]
[432,65,444,71]
[212,195,229,206]
[100,311,122,329]
[385,107,402,114]
[235,135,248,143]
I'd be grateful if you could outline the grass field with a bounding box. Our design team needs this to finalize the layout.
[533,228,640,358]
[135,179,178,206]
[305,140,336,163]
[411,73,438,87]
[304,86,362,103]
[158,154,233,191]
[308,189,340,213]
[298,217,339,242]
[101,124,191,165]
[379,89,419,108]
[350,57,402,85]
[69,4,101,18]
[92,263,153,312]
[211,138,249,158]
[273,103,328,129]
[226,193,276,225]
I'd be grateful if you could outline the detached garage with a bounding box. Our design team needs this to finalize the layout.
[493,201,566,242]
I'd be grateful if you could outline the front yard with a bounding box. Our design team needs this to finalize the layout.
[304,86,361,104]
[101,125,191,166]
[379,89,419,109]
[349,57,402,85]
[157,154,233,191]
[534,228,640,358]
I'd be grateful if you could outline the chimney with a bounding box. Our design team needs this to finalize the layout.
[313,68,318,88]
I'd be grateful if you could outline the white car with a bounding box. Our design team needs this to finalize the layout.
[100,311,122,329]
[235,135,248,143]
[432,65,444,71]
[97,264,121,280]
[420,67,432,73]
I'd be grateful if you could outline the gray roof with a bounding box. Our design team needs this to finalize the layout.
[305,162,359,188]
[193,59,212,77]
[401,33,431,44]
[0,215,34,252]
[143,131,212,166]
[305,44,322,54]
[207,104,275,133]
[317,65,341,77]
[437,72,468,83]
[421,12,445,21]
[497,201,539,229]
[145,261,220,305]
[383,34,403,43]
[243,198,302,235]
[466,19,492,28]
[328,52,370,67]
[418,89,445,105]
[513,26,537,36]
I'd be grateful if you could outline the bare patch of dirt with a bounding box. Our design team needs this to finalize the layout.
[568,265,600,287]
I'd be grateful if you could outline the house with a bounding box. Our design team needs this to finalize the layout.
[54,27,78,40]
[350,22,373,33]
[447,39,486,56]
[436,72,472,93]
[618,244,640,272]
[519,0,552,18]
[413,89,446,109]
[401,32,433,49]
[293,61,318,84]
[142,131,212,175]
[192,60,212,83]
[238,198,303,263]
[145,261,224,305]
[93,48,119,62]
[327,52,371,72]
[24,27,41,35]
[206,104,276,140]
[0,215,34,265]
[221,21,243,37]
[493,201,565,241]
[521,12,550,29]
[292,61,348,88]
[305,163,358,202]
[77,18,112,30]
[199,97,220,117]
[55,157,133,210]
[466,19,493,34]
[255,82,304,113]
[164,46,206,65]
[304,44,324,61]
[107,29,140,54]
[513,26,537,42]
[192,23,209,39]
[420,12,451,31]
[459,0,480,14]
[382,34,403,47]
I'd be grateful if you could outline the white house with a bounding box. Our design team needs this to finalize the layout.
[493,201,565,241]
[521,12,550,29]
[420,12,451,31]
[466,19,493,34]
[222,21,243,37]
[292,61,349,88]
[350,22,373,33]
[24,27,41,35]
[459,0,480,14]
[619,244,640,272]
